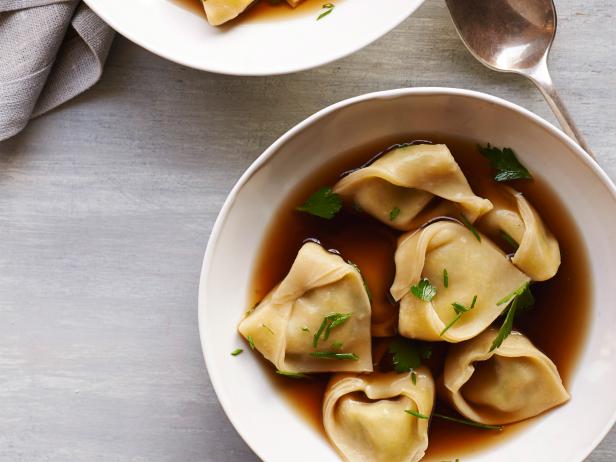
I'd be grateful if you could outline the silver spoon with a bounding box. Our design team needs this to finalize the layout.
[445,0,593,157]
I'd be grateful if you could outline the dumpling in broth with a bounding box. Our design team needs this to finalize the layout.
[238,242,372,373]
[479,185,560,281]
[332,143,493,231]
[202,0,255,26]
[323,369,434,462]
[439,328,570,425]
[390,221,530,342]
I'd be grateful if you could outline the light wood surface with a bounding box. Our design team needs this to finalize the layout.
[0,0,614,460]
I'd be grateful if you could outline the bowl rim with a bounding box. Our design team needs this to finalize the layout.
[198,86,616,460]
[83,0,425,76]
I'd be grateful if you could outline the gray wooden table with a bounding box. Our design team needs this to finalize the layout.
[1,0,614,460]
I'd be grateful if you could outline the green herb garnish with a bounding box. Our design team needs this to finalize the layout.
[331,341,343,350]
[247,335,255,350]
[433,412,503,430]
[262,323,274,335]
[231,349,243,356]
[405,409,429,419]
[411,371,417,385]
[296,186,342,219]
[478,144,533,182]
[317,2,334,20]
[410,278,437,302]
[443,268,449,288]
[276,370,308,378]
[301,326,310,332]
[310,351,359,361]
[460,213,481,242]
[390,206,401,221]
[500,230,520,251]
[491,282,534,351]
[313,313,352,347]
[388,337,432,373]
[348,260,372,302]
[440,295,478,336]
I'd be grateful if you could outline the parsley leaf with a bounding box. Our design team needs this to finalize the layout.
[405,409,429,419]
[433,412,502,430]
[443,268,449,288]
[313,313,352,347]
[491,283,534,351]
[478,144,533,182]
[276,370,308,378]
[388,337,432,373]
[231,349,243,356]
[247,335,255,350]
[500,230,520,250]
[440,296,478,336]
[390,206,401,221]
[296,186,342,219]
[317,3,334,20]
[460,213,481,242]
[411,278,437,302]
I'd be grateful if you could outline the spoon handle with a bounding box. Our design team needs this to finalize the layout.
[526,62,594,159]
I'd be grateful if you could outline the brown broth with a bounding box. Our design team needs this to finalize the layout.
[170,0,324,24]
[248,135,591,461]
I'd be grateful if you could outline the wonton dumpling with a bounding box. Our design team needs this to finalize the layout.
[390,221,530,342]
[324,369,434,462]
[238,242,372,373]
[479,186,560,281]
[439,328,569,424]
[202,0,255,26]
[332,144,493,231]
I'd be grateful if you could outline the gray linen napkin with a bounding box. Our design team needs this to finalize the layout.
[0,0,115,141]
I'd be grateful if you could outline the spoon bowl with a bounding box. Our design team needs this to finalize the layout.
[446,0,592,156]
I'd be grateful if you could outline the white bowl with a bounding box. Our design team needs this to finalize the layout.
[198,88,616,461]
[84,0,424,75]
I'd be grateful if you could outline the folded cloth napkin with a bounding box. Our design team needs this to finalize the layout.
[0,0,115,141]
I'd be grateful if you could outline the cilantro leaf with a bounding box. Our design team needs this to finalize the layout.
[388,337,432,373]
[411,278,437,302]
[296,186,342,219]
[313,313,352,347]
[317,3,335,20]
[276,370,308,378]
[310,351,358,360]
[443,268,449,288]
[390,206,401,221]
[231,349,243,356]
[478,144,533,182]
[491,283,534,351]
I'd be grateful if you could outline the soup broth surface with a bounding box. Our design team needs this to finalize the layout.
[248,135,591,461]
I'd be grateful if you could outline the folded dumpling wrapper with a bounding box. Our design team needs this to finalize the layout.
[391,221,530,342]
[238,242,372,373]
[479,185,560,281]
[324,369,434,462]
[439,328,570,425]
[202,0,254,25]
[333,144,493,231]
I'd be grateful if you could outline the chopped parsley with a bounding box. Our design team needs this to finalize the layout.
[296,186,342,219]
[310,351,359,361]
[405,409,429,419]
[440,295,478,336]
[261,323,274,335]
[491,282,534,351]
[313,313,352,347]
[301,326,310,333]
[390,206,401,221]
[443,268,449,288]
[247,335,255,350]
[500,230,520,251]
[231,349,243,356]
[276,370,308,379]
[411,371,417,385]
[388,337,432,373]
[433,412,503,430]
[331,341,343,350]
[410,278,437,302]
[478,144,533,182]
[460,213,481,242]
[317,3,335,20]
